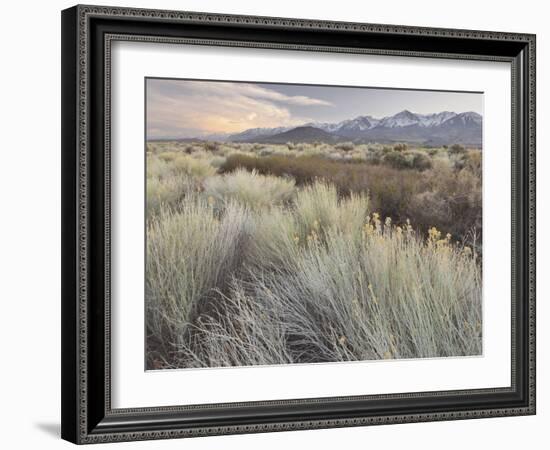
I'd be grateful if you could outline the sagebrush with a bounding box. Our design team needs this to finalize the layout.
[145,141,482,369]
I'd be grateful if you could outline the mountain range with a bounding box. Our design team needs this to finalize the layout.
[225,110,482,147]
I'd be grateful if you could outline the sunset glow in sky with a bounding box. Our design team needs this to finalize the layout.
[146,78,483,139]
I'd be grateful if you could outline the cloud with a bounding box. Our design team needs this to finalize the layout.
[146,79,332,138]
[232,83,333,106]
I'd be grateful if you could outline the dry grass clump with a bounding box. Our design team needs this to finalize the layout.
[148,152,219,179]
[147,155,174,180]
[146,154,200,214]
[149,200,481,369]
[147,175,197,215]
[203,168,295,210]
[293,182,370,239]
[171,154,217,178]
[146,154,212,214]
[246,219,481,362]
[146,200,253,361]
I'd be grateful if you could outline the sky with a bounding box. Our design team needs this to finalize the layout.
[146,78,483,139]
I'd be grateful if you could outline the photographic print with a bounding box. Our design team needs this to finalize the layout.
[61,8,536,442]
[145,78,483,371]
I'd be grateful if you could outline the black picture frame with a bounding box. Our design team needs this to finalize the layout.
[61,4,536,444]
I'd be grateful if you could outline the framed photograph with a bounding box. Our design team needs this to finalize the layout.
[61,5,536,444]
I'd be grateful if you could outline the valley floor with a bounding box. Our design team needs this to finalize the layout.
[145,140,482,369]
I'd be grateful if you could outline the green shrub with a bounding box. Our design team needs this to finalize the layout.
[464,149,482,176]
[336,142,355,152]
[412,153,433,171]
[408,165,481,245]
[204,141,219,152]
[366,153,382,165]
[219,151,479,244]
[393,143,408,152]
[383,151,412,169]
[449,143,466,155]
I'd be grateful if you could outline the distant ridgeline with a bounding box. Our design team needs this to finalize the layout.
[148,110,483,147]
[218,111,482,147]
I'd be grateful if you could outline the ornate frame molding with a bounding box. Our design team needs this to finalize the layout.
[62,5,536,444]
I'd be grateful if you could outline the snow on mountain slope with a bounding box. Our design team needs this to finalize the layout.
[378,110,421,128]
[226,110,482,145]
[417,111,457,127]
[443,111,482,126]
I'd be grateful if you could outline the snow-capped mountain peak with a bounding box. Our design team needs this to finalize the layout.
[456,111,482,124]
[437,111,482,128]
[417,111,457,127]
[378,110,421,128]
[303,121,343,133]
[227,110,482,146]
[338,116,375,131]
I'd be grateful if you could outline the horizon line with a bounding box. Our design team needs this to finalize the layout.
[147,109,483,141]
